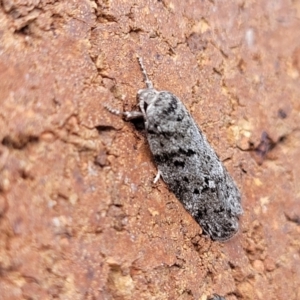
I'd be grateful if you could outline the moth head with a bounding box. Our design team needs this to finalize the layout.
[137,88,159,111]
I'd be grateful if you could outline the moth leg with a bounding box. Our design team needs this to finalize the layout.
[123,111,144,121]
[153,169,162,184]
[104,105,144,121]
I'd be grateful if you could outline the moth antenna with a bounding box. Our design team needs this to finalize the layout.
[104,104,123,116]
[137,57,153,89]
[104,104,144,121]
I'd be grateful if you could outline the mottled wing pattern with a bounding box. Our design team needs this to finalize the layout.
[145,91,242,241]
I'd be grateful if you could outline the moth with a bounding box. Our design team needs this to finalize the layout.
[106,57,243,241]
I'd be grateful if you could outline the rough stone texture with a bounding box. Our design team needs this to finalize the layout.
[0,0,300,299]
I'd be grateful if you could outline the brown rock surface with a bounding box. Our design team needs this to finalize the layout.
[0,0,300,299]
